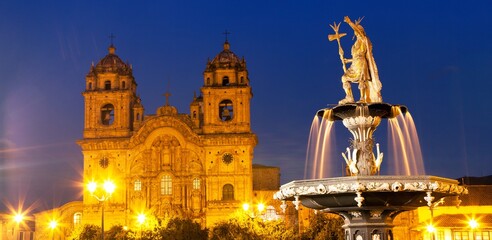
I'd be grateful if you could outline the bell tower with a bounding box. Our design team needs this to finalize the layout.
[82,44,143,138]
[201,40,252,134]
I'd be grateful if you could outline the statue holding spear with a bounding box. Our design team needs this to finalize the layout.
[329,16,382,104]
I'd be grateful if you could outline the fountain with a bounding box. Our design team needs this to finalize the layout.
[274,16,467,240]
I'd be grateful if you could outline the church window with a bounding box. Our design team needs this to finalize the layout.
[101,104,115,125]
[222,76,230,86]
[206,77,210,85]
[193,178,200,190]
[134,179,142,191]
[73,212,82,226]
[240,76,244,84]
[453,231,469,240]
[136,113,140,121]
[222,153,233,164]
[161,175,172,195]
[219,100,233,121]
[88,82,92,90]
[193,111,197,119]
[122,81,126,89]
[104,80,111,90]
[222,184,234,200]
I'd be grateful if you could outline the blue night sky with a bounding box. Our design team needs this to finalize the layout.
[0,1,491,211]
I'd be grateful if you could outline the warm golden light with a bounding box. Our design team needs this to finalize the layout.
[469,219,479,229]
[137,213,146,225]
[49,220,58,230]
[257,203,265,212]
[87,180,115,195]
[87,181,97,193]
[242,203,250,212]
[103,180,116,194]
[13,213,24,224]
[426,224,436,233]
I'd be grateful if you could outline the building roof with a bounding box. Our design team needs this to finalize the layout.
[459,185,492,206]
[441,185,492,206]
[89,45,132,75]
[253,164,280,169]
[458,175,492,185]
[205,41,246,71]
[437,176,492,207]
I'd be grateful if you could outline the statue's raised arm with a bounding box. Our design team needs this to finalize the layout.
[334,16,382,104]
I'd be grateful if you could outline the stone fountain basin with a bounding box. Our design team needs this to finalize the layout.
[274,175,467,210]
[317,102,408,121]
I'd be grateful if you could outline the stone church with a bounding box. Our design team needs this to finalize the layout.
[31,40,279,239]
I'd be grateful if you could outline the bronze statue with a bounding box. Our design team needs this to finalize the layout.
[329,16,382,104]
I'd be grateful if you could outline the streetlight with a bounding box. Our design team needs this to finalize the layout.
[137,213,146,239]
[257,203,265,213]
[241,202,266,219]
[87,179,116,240]
[242,203,250,212]
[469,219,478,239]
[13,213,24,224]
[426,223,436,240]
[12,213,24,239]
[49,220,58,240]
[137,213,146,225]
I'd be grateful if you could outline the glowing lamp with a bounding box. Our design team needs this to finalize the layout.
[426,224,436,233]
[242,203,250,211]
[87,181,97,193]
[103,180,116,194]
[469,219,479,229]
[257,203,265,212]
[49,220,58,229]
[14,214,24,224]
[137,213,146,225]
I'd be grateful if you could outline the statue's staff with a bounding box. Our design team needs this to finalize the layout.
[328,22,347,72]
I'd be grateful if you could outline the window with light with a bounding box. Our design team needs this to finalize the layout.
[74,212,82,226]
[161,175,172,195]
[193,178,200,190]
[134,179,142,191]
[222,184,234,200]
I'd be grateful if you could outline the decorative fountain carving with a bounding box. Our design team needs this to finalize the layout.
[275,16,467,240]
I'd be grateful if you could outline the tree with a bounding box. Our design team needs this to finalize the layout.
[210,212,299,240]
[261,219,298,240]
[68,224,101,240]
[301,213,344,240]
[160,218,208,240]
[210,218,260,240]
[105,225,134,240]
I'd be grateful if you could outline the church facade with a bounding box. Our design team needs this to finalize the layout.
[33,40,259,239]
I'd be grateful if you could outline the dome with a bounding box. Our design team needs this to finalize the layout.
[206,41,246,71]
[92,45,132,74]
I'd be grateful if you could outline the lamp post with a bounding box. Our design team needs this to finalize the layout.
[426,224,436,240]
[87,180,115,240]
[12,213,24,240]
[242,202,266,220]
[469,219,478,240]
[49,220,58,240]
[137,213,146,239]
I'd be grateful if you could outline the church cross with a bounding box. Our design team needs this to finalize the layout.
[109,33,116,46]
[223,30,231,41]
[163,91,171,106]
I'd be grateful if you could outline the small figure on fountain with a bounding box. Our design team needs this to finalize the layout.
[329,16,383,104]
